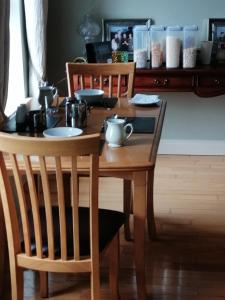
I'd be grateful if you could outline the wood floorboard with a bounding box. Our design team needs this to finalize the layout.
[3,155,225,299]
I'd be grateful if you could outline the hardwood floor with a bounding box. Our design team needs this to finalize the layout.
[3,155,225,299]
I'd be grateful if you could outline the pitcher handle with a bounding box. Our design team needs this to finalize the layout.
[53,87,58,97]
[124,123,133,140]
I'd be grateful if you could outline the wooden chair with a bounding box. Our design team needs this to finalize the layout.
[66,62,135,241]
[0,132,125,299]
[66,62,135,98]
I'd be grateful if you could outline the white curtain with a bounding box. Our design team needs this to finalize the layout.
[0,0,10,116]
[24,0,48,100]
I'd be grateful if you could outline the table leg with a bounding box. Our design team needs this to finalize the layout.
[147,168,157,240]
[133,171,147,300]
[123,179,132,241]
[0,199,7,299]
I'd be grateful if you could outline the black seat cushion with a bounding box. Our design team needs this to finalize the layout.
[22,207,125,257]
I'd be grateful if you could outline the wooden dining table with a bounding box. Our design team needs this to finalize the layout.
[0,97,166,299]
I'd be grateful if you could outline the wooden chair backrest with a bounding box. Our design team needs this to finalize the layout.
[0,133,100,272]
[66,62,135,98]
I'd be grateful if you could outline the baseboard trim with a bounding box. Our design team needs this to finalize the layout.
[158,139,225,155]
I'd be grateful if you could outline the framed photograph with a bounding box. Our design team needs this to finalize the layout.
[208,18,225,62]
[102,18,151,60]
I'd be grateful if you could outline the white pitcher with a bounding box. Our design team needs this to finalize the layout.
[105,118,133,148]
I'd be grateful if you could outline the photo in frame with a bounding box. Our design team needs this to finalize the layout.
[208,18,225,62]
[102,18,151,60]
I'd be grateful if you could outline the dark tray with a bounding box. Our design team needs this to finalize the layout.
[0,113,61,133]
[124,117,155,133]
[60,97,118,109]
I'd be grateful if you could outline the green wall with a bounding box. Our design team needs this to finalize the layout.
[47,0,225,154]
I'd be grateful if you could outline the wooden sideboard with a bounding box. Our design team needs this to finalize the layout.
[71,64,225,98]
[134,65,225,97]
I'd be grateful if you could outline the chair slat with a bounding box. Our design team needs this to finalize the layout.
[80,75,84,89]
[90,75,94,89]
[90,154,99,255]
[9,154,31,256]
[55,157,67,260]
[99,75,103,90]
[109,75,112,97]
[117,74,121,98]
[71,157,80,260]
[39,156,55,260]
[0,153,22,253]
[23,155,43,258]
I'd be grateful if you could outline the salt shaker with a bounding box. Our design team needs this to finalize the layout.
[65,97,74,126]
[71,103,78,127]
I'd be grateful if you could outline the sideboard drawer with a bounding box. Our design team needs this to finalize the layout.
[134,74,194,92]
[195,74,225,97]
[197,75,225,88]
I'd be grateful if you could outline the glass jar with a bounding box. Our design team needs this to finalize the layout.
[166,25,183,68]
[133,25,149,68]
[150,25,165,68]
[183,25,198,68]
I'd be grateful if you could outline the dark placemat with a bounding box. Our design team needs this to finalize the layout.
[101,117,155,134]
[0,113,61,133]
[60,97,118,109]
[125,117,155,133]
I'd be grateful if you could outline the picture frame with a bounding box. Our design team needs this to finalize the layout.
[208,18,225,62]
[102,18,151,60]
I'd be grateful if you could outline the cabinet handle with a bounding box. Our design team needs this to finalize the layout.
[163,79,169,86]
[153,78,169,87]
[214,79,222,86]
[153,79,160,86]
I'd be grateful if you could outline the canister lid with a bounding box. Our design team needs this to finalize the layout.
[183,25,198,31]
[133,25,148,31]
[167,25,183,31]
[150,25,165,31]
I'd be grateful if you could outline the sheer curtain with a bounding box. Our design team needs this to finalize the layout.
[24,0,48,101]
[6,0,48,115]
[0,0,10,118]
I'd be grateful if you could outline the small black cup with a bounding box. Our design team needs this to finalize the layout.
[27,110,44,131]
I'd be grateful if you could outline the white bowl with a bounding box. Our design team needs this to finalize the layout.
[75,89,104,103]
[43,127,83,138]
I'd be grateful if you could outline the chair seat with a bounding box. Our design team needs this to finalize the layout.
[22,207,125,257]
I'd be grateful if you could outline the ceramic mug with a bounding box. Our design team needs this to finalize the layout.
[105,118,133,147]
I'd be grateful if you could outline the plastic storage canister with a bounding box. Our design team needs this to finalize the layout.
[183,25,198,68]
[133,25,149,68]
[150,25,165,68]
[166,26,182,68]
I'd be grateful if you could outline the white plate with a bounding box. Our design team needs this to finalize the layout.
[43,127,83,138]
[129,94,160,106]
